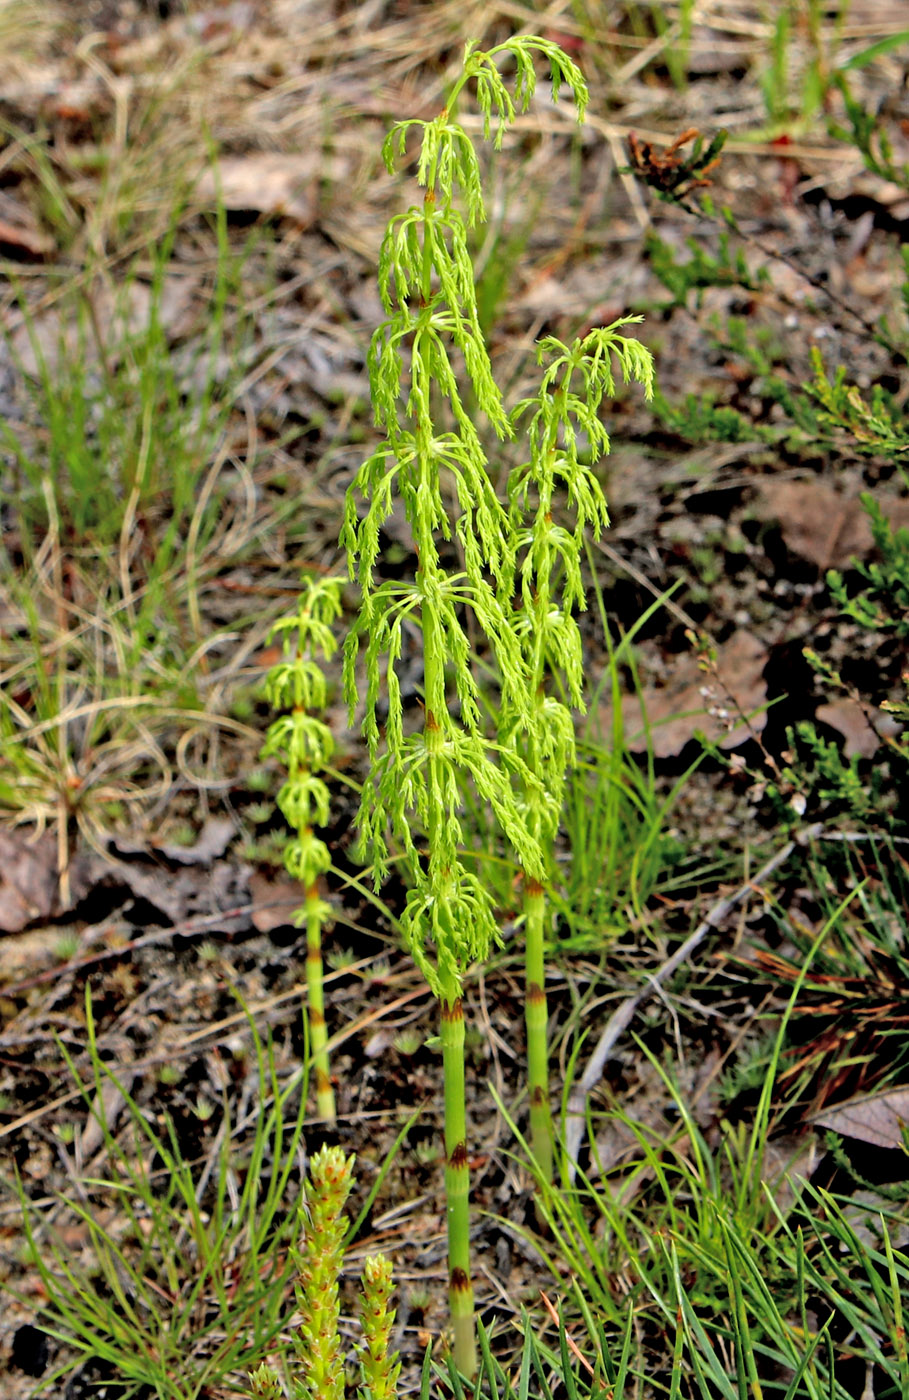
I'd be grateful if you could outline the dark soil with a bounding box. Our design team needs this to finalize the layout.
[2,2,909,1396]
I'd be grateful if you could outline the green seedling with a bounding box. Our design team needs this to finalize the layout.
[341,34,654,1372]
[262,575,344,1121]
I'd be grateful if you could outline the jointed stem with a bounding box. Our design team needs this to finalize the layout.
[523,876,553,1183]
[440,994,475,1379]
[342,36,619,1376]
[306,884,336,1120]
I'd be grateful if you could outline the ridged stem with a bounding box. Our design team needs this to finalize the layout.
[440,994,475,1379]
[523,875,553,1183]
[412,324,477,1377]
[306,882,336,1120]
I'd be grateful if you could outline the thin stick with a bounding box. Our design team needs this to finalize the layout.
[563,823,824,1174]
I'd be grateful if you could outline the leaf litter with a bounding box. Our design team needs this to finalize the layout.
[1,0,909,1394]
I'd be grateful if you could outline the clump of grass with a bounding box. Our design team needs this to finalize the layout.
[7,990,311,1400]
[0,197,281,852]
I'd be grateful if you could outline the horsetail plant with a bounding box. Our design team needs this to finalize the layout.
[342,36,596,1376]
[262,575,344,1121]
[506,327,654,1181]
[248,1145,399,1400]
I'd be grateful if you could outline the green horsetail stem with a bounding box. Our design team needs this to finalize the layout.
[507,327,655,1183]
[341,37,635,1374]
[304,882,334,1119]
[522,877,553,1182]
[440,994,474,1376]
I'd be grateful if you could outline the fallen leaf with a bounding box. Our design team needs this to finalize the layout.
[610,629,767,758]
[757,480,909,570]
[813,1087,909,1149]
[815,698,901,759]
[154,817,235,866]
[194,152,349,224]
[0,830,58,934]
[247,870,305,933]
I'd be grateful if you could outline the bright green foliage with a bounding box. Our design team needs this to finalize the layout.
[290,1145,353,1400]
[645,229,765,308]
[248,1362,284,1400]
[341,35,592,1377]
[250,1147,399,1400]
[828,489,909,636]
[357,1255,401,1400]
[833,66,909,191]
[262,575,344,1120]
[505,326,654,1178]
[341,38,591,1002]
[807,349,909,456]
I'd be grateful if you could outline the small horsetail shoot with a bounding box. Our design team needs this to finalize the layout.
[263,575,344,1121]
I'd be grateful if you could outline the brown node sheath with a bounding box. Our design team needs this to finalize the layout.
[527,981,546,1005]
[449,1267,470,1293]
[530,1085,546,1106]
[449,1141,468,1169]
[316,1069,332,1093]
[426,709,439,731]
[525,876,544,898]
[440,998,462,1022]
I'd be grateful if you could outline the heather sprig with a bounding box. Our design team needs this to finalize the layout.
[342,36,590,1377]
[506,325,655,1180]
[262,575,344,1121]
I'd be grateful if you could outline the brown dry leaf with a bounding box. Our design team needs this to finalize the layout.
[76,849,251,928]
[194,152,349,224]
[613,629,767,758]
[813,1087,909,1149]
[248,869,305,933]
[814,698,899,759]
[154,817,235,866]
[0,830,58,934]
[757,480,909,570]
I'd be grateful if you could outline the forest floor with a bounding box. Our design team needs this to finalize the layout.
[1,2,909,1397]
